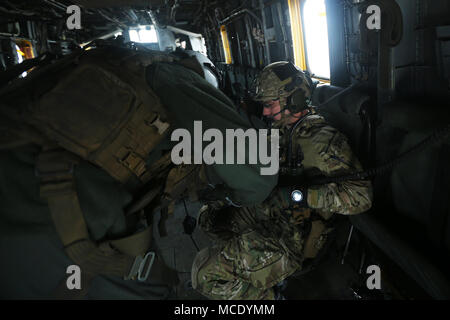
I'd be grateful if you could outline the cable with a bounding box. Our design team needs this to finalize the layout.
[310,123,450,186]
[219,9,263,27]
[189,235,200,252]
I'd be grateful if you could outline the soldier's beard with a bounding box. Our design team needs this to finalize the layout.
[271,110,303,128]
[262,99,304,128]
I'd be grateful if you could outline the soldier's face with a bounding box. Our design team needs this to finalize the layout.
[263,100,282,121]
[263,99,303,125]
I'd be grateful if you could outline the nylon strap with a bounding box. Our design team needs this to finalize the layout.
[37,149,137,275]
[37,148,178,298]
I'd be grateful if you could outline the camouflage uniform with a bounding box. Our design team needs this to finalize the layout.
[191,110,373,300]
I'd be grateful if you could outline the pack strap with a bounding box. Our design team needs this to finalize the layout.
[36,148,178,298]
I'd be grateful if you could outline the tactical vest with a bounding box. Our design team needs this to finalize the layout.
[277,112,335,260]
[0,46,206,297]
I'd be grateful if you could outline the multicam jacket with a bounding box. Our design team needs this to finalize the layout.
[278,111,373,218]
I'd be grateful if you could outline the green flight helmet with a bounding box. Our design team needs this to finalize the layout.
[254,61,313,114]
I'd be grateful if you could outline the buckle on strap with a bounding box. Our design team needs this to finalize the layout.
[119,151,147,177]
[125,251,155,282]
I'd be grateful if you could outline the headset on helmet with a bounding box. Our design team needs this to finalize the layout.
[254,61,314,114]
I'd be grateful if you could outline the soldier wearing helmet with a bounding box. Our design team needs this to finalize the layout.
[191,61,373,300]
[254,61,313,126]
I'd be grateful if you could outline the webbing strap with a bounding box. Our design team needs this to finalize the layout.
[50,228,179,299]
[109,227,153,257]
[42,182,90,247]
[37,150,88,246]
[64,240,133,277]
[36,148,172,297]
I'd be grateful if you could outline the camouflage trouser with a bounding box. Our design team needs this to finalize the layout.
[191,231,301,300]
[191,203,306,300]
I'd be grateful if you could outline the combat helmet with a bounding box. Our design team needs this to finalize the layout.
[254,61,313,114]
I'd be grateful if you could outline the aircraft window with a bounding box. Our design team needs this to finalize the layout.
[220,25,233,64]
[303,0,331,80]
[288,0,307,71]
[14,41,35,78]
[128,25,158,43]
[15,45,26,77]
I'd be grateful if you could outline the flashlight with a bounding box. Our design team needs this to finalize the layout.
[291,190,304,203]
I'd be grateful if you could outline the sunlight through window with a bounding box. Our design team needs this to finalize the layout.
[15,45,27,77]
[303,0,330,79]
[128,25,158,43]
